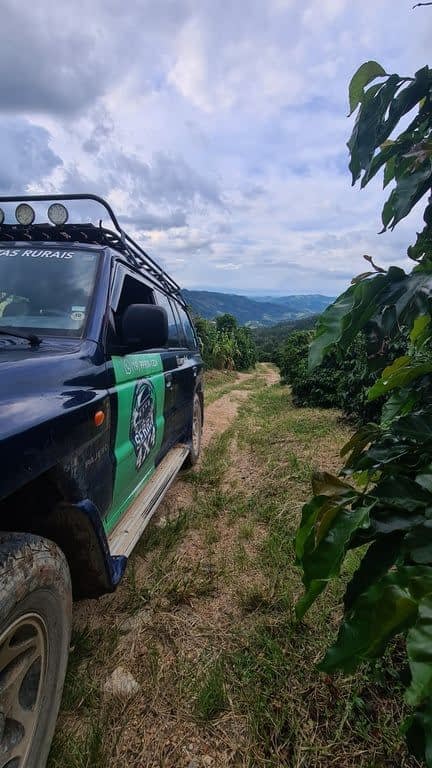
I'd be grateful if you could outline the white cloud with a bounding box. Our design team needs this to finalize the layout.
[0,0,431,295]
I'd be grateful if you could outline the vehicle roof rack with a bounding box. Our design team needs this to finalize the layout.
[0,194,183,300]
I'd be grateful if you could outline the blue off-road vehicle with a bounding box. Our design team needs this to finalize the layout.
[0,194,204,767]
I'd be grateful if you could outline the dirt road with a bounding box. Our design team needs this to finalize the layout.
[50,363,412,768]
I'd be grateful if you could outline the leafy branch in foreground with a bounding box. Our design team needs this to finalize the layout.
[295,61,432,765]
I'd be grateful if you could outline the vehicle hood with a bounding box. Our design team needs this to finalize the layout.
[0,337,106,439]
[0,337,110,501]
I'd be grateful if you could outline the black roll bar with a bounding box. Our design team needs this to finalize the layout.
[0,193,182,298]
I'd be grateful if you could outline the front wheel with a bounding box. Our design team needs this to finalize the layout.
[0,533,72,768]
[183,393,203,467]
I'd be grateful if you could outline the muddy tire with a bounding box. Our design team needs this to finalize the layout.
[0,533,72,768]
[183,393,203,467]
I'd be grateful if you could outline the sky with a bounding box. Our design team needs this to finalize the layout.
[1,0,431,296]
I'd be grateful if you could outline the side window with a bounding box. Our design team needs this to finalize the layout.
[156,291,181,347]
[110,271,155,344]
[115,274,154,314]
[176,304,198,350]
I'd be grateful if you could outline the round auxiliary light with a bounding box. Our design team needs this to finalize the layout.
[0,209,4,225]
[15,203,35,226]
[48,202,69,226]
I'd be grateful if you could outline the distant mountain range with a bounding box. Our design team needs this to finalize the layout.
[183,290,333,327]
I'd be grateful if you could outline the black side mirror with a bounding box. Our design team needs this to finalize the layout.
[121,304,168,350]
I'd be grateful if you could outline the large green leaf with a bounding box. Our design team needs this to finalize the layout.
[410,314,431,345]
[360,139,399,188]
[369,506,426,536]
[406,595,432,707]
[368,356,432,400]
[294,496,329,564]
[348,83,383,182]
[417,466,432,493]
[309,273,399,369]
[408,225,432,262]
[320,570,418,673]
[340,423,381,461]
[406,565,432,601]
[404,521,432,565]
[391,410,432,443]
[348,61,387,115]
[405,698,432,766]
[383,154,397,188]
[386,67,432,134]
[380,389,419,428]
[381,162,432,230]
[344,532,404,611]
[308,284,357,369]
[352,76,403,179]
[352,437,424,474]
[309,264,427,371]
[372,476,432,512]
[296,501,370,619]
[311,471,354,497]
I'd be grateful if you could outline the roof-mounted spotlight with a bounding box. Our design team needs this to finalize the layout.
[15,203,35,226]
[0,209,4,225]
[48,203,69,226]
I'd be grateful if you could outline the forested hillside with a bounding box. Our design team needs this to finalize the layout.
[183,289,332,326]
[252,314,319,361]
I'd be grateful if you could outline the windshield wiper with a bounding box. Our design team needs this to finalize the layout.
[0,327,42,347]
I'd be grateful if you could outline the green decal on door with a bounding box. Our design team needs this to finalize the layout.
[105,352,165,533]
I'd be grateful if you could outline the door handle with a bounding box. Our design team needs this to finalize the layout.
[166,372,173,389]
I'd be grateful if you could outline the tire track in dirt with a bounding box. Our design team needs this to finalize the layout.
[108,364,279,766]
[202,365,278,449]
[159,364,278,512]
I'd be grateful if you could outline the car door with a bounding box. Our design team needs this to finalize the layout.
[154,290,186,452]
[171,299,203,436]
[105,269,167,533]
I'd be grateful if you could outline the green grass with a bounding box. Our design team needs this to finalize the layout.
[204,369,239,404]
[59,626,116,713]
[204,366,262,405]
[137,510,190,555]
[48,626,121,768]
[204,369,238,390]
[211,384,419,767]
[160,559,218,604]
[194,657,228,721]
[49,722,107,768]
[187,429,232,489]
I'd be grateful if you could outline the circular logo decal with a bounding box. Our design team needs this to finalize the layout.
[129,380,156,469]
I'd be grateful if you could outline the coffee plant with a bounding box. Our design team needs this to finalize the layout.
[193,313,257,371]
[295,61,432,764]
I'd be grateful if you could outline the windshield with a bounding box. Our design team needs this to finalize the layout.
[0,246,99,337]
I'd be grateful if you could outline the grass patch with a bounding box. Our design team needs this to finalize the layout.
[237,584,290,614]
[123,559,151,613]
[204,369,238,390]
[194,657,228,721]
[138,510,190,555]
[60,626,119,713]
[204,367,261,405]
[188,429,232,488]
[48,627,121,767]
[161,560,218,604]
[49,721,107,768]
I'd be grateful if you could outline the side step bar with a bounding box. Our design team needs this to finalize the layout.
[108,445,190,557]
